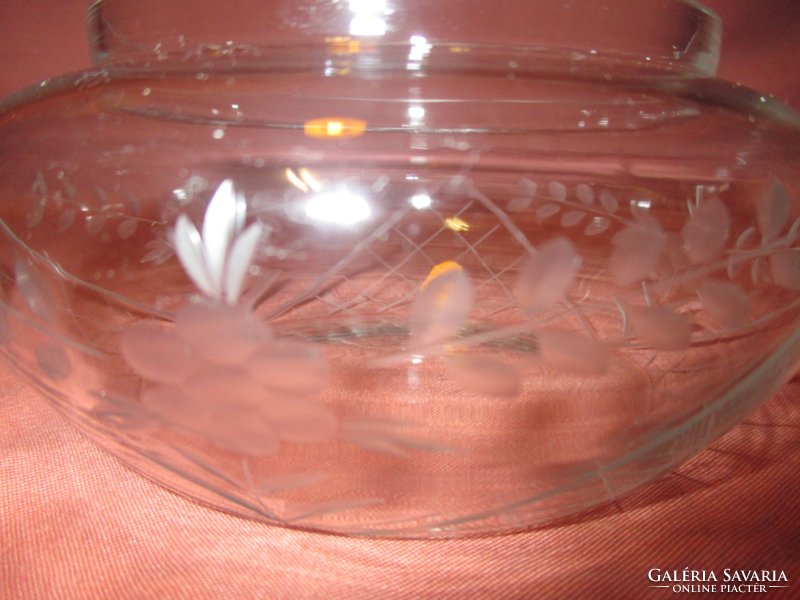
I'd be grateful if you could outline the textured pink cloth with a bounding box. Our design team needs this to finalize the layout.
[2,364,800,598]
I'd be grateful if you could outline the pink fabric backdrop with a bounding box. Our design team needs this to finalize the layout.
[1,1,799,598]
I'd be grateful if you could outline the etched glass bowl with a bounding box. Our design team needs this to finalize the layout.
[1,0,800,536]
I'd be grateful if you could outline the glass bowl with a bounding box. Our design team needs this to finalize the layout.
[1,0,800,537]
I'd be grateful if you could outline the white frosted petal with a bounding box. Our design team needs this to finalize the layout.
[515,236,582,313]
[548,181,567,202]
[202,179,238,290]
[698,279,751,327]
[758,178,789,243]
[770,248,800,289]
[576,183,594,206]
[224,222,263,304]
[599,189,619,213]
[445,354,522,397]
[234,191,248,235]
[610,217,666,286]
[121,321,197,384]
[410,266,473,348]
[175,302,271,364]
[627,305,692,351]
[682,197,730,264]
[175,215,216,296]
[246,339,330,396]
[536,330,610,375]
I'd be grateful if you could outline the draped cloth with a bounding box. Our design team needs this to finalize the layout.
[2,363,799,598]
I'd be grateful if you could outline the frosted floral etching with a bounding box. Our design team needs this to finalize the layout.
[121,180,335,455]
[6,164,800,532]
[398,177,800,397]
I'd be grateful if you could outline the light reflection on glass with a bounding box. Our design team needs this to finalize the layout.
[410,192,432,210]
[407,34,432,70]
[304,188,372,226]
[348,0,389,37]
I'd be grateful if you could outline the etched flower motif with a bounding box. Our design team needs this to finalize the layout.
[408,235,610,397]
[122,180,335,455]
[173,178,263,305]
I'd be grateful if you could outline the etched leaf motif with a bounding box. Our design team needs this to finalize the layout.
[536,204,561,220]
[548,181,567,202]
[610,217,666,286]
[560,210,586,228]
[536,330,610,375]
[698,280,751,327]
[758,179,789,244]
[117,218,139,240]
[599,189,619,213]
[410,262,472,348]
[85,214,107,236]
[519,178,538,197]
[27,198,46,228]
[584,216,610,236]
[770,248,800,289]
[627,305,692,351]
[57,207,77,233]
[515,237,582,313]
[682,197,730,264]
[142,236,175,265]
[445,354,522,397]
[506,197,533,212]
[576,183,594,206]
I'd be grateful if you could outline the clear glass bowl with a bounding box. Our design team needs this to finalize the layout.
[1,0,800,537]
